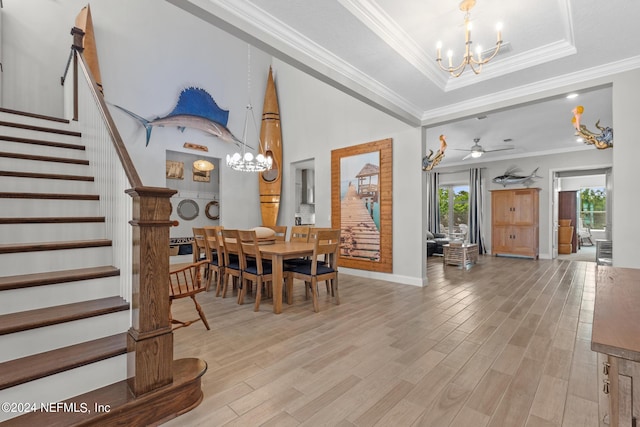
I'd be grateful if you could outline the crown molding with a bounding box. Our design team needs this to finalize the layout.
[337,0,446,87]
[443,40,577,91]
[337,0,578,92]
[442,144,595,168]
[168,0,424,123]
[168,0,640,127]
[422,55,640,123]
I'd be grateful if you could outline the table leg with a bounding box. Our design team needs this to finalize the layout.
[272,254,283,314]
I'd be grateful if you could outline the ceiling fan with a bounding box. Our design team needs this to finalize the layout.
[455,138,514,160]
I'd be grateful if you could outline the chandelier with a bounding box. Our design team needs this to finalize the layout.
[436,0,503,77]
[226,104,272,172]
[226,45,273,172]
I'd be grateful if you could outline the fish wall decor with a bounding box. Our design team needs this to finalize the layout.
[571,105,613,149]
[114,87,250,148]
[422,134,447,171]
[492,167,541,187]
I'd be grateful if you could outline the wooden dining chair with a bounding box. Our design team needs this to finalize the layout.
[287,229,340,312]
[237,229,274,311]
[263,225,287,242]
[191,227,208,263]
[203,226,224,295]
[304,227,333,293]
[220,229,242,298]
[284,225,312,272]
[169,260,210,330]
[289,225,310,242]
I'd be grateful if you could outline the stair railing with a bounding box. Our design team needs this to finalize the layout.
[62,27,177,397]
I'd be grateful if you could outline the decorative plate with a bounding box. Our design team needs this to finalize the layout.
[177,199,199,220]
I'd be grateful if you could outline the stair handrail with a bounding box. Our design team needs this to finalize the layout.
[64,27,180,399]
[73,51,142,188]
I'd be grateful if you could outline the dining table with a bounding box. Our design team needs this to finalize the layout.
[259,241,315,314]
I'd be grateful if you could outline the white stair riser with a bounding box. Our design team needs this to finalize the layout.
[0,310,129,363]
[0,140,86,160]
[0,354,127,422]
[0,126,81,146]
[0,276,120,315]
[0,115,133,418]
[0,199,101,218]
[0,112,79,132]
[1,246,113,276]
[0,222,106,244]
[0,156,91,176]
[2,176,95,195]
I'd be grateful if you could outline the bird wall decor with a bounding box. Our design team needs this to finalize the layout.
[571,105,613,149]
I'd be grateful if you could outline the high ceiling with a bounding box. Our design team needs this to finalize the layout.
[167,0,638,164]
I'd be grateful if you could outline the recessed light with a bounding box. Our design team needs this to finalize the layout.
[503,138,512,142]
[576,137,584,143]
[566,93,579,99]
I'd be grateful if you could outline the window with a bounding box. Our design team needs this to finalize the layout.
[439,185,469,235]
[579,187,606,230]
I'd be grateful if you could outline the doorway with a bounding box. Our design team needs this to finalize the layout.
[291,159,315,226]
[552,167,611,260]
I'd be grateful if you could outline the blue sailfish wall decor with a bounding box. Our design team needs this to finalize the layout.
[114,87,250,148]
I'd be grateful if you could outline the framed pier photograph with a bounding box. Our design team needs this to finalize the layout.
[331,138,392,273]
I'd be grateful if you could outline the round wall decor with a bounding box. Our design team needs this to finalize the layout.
[177,199,199,220]
[205,200,220,220]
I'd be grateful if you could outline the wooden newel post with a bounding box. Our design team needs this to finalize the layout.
[69,26,85,122]
[125,186,177,396]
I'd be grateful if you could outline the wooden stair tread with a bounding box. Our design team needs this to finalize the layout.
[0,216,104,224]
[0,333,127,390]
[0,120,81,137]
[0,296,129,335]
[0,266,119,291]
[0,134,85,150]
[0,107,70,124]
[0,192,99,200]
[3,358,207,427]
[0,151,89,165]
[0,170,94,181]
[0,239,112,254]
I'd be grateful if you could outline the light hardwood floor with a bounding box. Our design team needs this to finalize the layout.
[163,256,602,427]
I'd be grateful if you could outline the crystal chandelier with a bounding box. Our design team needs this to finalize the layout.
[226,45,273,172]
[226,104,272,172]
[436,0,503,77]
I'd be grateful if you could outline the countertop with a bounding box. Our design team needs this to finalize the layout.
[591,266,640,361]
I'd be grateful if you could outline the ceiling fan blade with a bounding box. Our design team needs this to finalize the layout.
[485,146,515,153]
[462,153,473,160]
[451,148,472,152]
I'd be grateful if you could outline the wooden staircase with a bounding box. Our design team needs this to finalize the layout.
[0,107,206,425]
[0,108,131,423]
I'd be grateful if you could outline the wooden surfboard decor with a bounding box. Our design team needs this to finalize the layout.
[75,5,103,94]
[259,67,282,227]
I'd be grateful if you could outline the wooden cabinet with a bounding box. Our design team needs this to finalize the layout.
[592,267,640,427]
[558,191,578,252]
[491,188,540,259]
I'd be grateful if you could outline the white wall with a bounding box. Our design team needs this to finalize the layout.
[612,69,640,268]
[1,0,74,114]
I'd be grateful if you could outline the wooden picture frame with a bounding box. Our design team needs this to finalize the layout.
[331,138,392,273]
[166,160,184,179]
[192,167,210,182]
